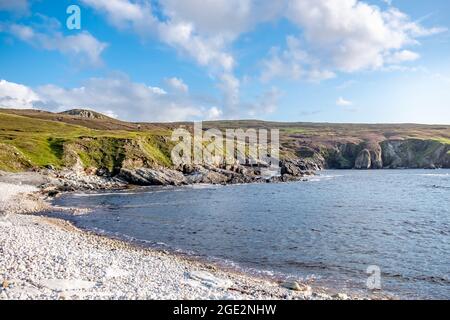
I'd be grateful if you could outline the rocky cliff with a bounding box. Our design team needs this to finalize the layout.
[1,109,449,188]
[323,139,450,169]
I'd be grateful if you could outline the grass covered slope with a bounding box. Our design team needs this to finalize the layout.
[0,112,173,172]
[0,108,449,173]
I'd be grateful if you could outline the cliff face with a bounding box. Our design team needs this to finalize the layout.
[1,109,449,187]
[381,140,450,169]
[324,139,450,169]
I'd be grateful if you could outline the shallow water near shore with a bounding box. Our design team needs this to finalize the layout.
[50,169,450,299]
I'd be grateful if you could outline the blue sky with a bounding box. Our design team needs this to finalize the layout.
[0,0,449,123]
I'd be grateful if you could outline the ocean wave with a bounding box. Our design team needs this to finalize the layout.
[308,174,343,182]
[417,173,450,177]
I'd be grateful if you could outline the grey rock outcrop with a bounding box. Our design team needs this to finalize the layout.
[381,139,450,169]
[280,161,303,176]
[354,149,372,169]
[322,139,449,170]
[119,167,186,186]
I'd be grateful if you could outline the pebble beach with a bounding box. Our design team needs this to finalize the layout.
[0,172,367,300]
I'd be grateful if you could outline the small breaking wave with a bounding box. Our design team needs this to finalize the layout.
[417,173,450,177]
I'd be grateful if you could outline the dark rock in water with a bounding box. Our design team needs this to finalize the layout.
[281,161,303,176]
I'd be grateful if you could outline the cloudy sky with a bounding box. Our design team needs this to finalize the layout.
[0,0,449,123]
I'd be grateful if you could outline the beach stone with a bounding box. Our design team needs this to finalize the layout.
[105,267,129,279]
[188,271,233,289]
[2,280,9,289]
[281,280,306,291]
[333,293,350,300]
[38,279,96,292]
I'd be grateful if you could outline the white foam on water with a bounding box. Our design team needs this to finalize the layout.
[308,174,343,182]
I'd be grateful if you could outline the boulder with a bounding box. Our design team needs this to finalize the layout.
[188,271,233,289]
[281,280,311,293]
[38,279,96,292]
[280,161,303,176]
[118,168,186,186]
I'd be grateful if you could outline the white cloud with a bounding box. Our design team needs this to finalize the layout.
[158,22,234,73]
[0,77,223,122]
[81,0,282,117]
[259,0,445,83]
[165,77,188,93]
[284,0,446,73]
[385,50,420,64]
[81,0,444,117]
[4,22,108,66]
[206,106,223,120]
[160,0,283,38]
[148,86,167,95]
[336,97,353,106]
[260,36,335,82]
[5,0,443,120]
[0,79,40,109]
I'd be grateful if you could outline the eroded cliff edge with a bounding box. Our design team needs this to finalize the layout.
[322,139,450,169]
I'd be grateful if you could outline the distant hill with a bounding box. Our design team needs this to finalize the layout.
[0,107,449,173]
[0,108,167,131]
[60,109,112,120]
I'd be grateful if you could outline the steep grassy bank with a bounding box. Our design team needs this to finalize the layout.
[0,112,173,173]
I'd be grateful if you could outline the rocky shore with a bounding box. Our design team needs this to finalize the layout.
[0,156,316,198]
[0,173,368,300]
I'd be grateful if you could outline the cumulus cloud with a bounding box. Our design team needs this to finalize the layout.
[160,0,283,38]
[284,0,445,73]
[3,0,444,120]
[336,97,353,107]
[0,79,40,109]
[206,106,223,120]
[0,77,222,122]
[81,0,283,117]
[2,16,108,66]
[385,50,420,64]
[261,36,335,82]
[81,0,157,36]
[81,0,444,116]
[165,77,189,93]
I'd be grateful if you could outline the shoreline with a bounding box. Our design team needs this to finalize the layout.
[0,172,386,300]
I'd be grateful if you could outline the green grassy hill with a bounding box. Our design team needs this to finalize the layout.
[0,111,173,172]
[0,108,449,172]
